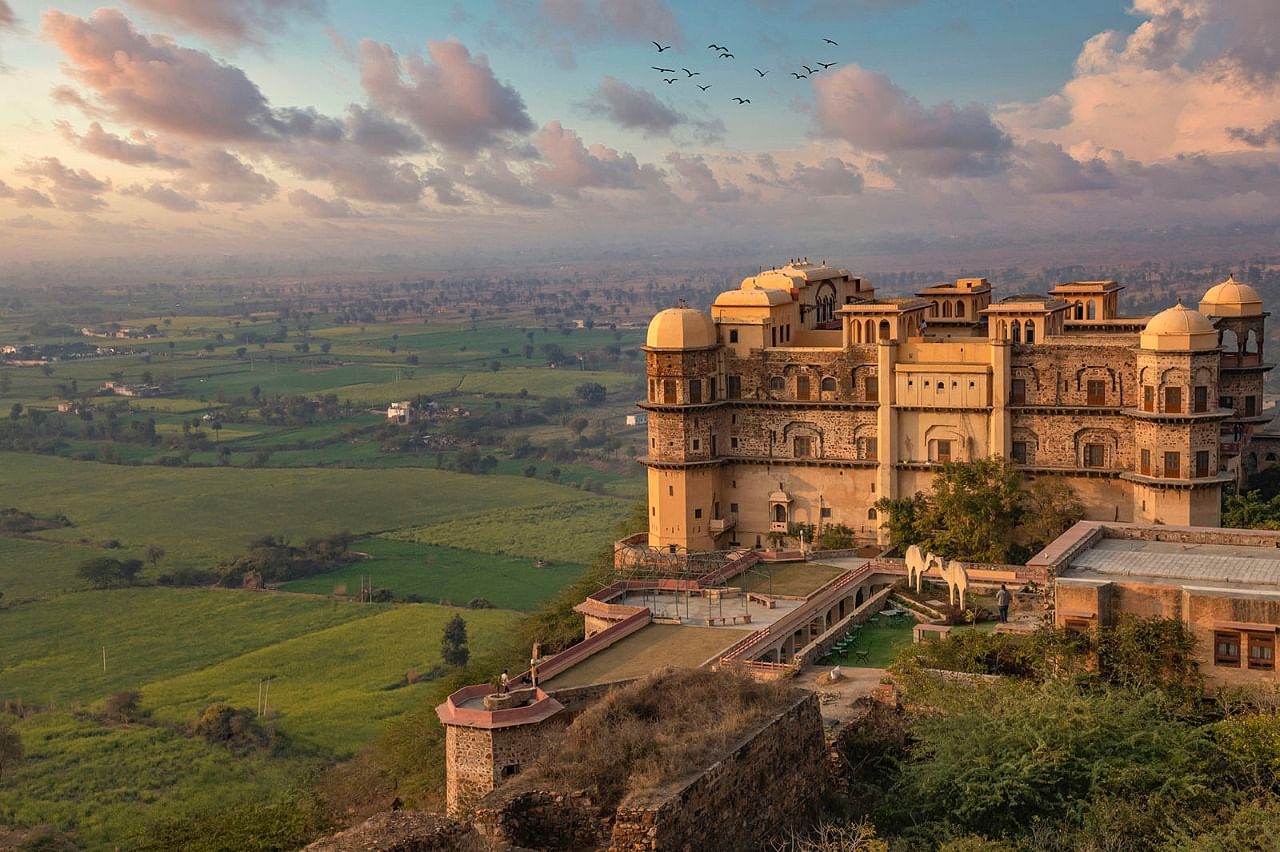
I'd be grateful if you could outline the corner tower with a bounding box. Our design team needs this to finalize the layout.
[1199,275,1272,481]
[1124,303,1230,526]
[642,306,724,552]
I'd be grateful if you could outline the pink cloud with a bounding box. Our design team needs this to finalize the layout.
[122,181,202,212]
[665,153,741,202]
[56,120,190,167]
[814,64,1011,178]
[532,120,663,197]
[358,38,534,155]
[122,0,324,47]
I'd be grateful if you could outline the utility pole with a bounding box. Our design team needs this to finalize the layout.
[102,646,107,673]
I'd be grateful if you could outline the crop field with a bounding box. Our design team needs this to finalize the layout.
[0,454,609,567]
[279,539,583,611]
[389,496,632,565]
[0,538,109,603]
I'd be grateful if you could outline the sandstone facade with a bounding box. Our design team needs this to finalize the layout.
[642,265,1270,551]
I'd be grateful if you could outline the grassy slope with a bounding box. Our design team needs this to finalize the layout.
[0,589,521,846]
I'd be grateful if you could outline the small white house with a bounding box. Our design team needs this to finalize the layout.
[387,401,414,424]
[625,413,648,427]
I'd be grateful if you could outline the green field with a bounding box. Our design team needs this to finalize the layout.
[389,496,631,565]
[0,588,522,846]
[0,454,615,568]
[0,537,110,603]
[279,539,583,611]
[2,711,305,849]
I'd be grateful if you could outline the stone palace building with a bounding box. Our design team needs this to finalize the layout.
[641,261,1272,551]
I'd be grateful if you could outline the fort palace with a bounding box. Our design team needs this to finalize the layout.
[641,261,1273,550]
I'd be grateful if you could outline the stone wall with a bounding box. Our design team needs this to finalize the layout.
[472,790,607,852]
[445,714,568,816]
[469,692,828,852]
[607,692,826,851]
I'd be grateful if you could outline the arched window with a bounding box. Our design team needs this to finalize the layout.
[773,504,787,523]
[865,320,874,342]
[955,300,965,318]
[769,376,785,392]
[1087,301,1097,320]
[867,507,878,520]
[1011,319,1022,343]
[854,322,862,343]
[820,377,837,393]
[942,301,953,318]
[1074,301,1084,320]
[1247,329,1260,354]
[1222,328,1239,353]
[1024,320,1035,345]
[878,319,890,340]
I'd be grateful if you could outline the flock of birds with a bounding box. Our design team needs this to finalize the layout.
[648,37,842,105]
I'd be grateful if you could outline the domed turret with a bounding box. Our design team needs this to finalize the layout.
[1140,301,1218,351]
[645,307,717,350]
[1199,275,1264,318]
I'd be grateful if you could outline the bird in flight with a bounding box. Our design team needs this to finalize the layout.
[791,72,808,79]
[698,84,711,91]
[707,43,724,51]
[683,68,700,77]
[651,66,675,73]
[754,68,769,77]
[733,97,751,104]
[818,61,837,69]
[720,52,735,59]
[823,38,839,45]
[802,65,815,74]
[653,41,672,52]
[664,77,678,84]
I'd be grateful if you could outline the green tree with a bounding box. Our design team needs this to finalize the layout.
[1223,489,1280,530]
[575,382,607,406]
[144,544,166,568]
[1019,476,1085,552]
[441,614,469,667]
[77,557,144,588]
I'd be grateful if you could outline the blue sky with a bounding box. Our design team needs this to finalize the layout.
[0,0,1277,260]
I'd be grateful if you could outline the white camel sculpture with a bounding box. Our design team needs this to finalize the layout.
[905,544,968,608]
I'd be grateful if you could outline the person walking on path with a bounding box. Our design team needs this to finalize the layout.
[996,584,1011,623]
[499,669,510,693]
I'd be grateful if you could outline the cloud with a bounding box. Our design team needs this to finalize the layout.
[504,0,682,68]
[122,181,202,211]
[462,155,553,207]
[0,1,15,29]
[0,179,12,198]
[787,157,864,195]
[665,153,741,202]
[999,0,1280,162]
[16,157,111,211]
[539,0,680,44]
[583,77,723,140]
[358,38,534,155]
[1012,141,1117,194]
[1227,120,1280,148]
[277,142,425,204]
[814,64,1012,178]
[55,120,190,167]
[531,120,664,197]
[14,188,55,209]
[3,215,56,230]
[345,105,425,155]
[44,9,341,143]
[424,169,468,206]
[288,188,357,218]
[122,0,324,47]
[184,148,277,203]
